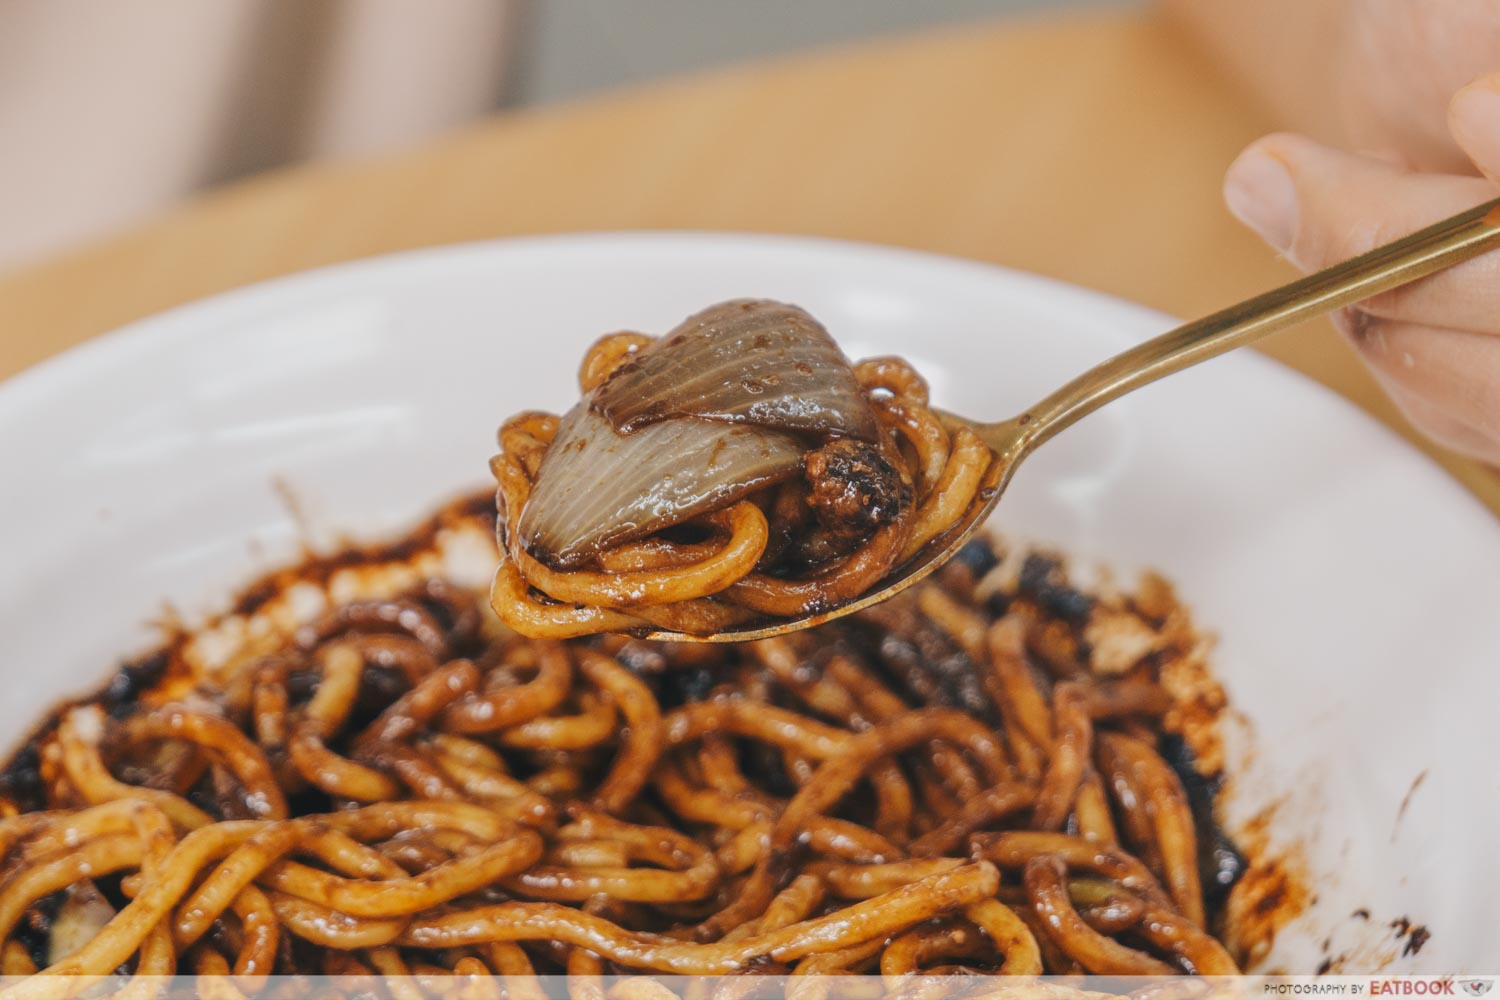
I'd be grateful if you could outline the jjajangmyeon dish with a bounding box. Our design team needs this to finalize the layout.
[0,492,1254,985]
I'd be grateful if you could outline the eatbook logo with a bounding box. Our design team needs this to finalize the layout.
[1460,981,1493,997]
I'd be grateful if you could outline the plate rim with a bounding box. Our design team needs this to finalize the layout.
[2,229,1497,969]
[2,228,1494,531]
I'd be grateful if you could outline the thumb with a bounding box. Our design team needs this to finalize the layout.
[1222,131,1500,335]
[1448,73,1500,186]
[1221,133,1500,465]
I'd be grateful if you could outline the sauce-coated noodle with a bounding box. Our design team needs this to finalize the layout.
[491,304,997,638]
[0,529,1246,985]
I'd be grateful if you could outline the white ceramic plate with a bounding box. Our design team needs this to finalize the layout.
[2,233,1495,972]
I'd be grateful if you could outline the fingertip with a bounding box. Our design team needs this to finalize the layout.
[1224,134,1365,256]
[1241,132,1337,169]
[1226,133,1483,275]
[1449,73,1500,180]
[1224,139,1299,253]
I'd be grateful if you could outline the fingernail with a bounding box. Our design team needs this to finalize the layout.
[1449,76,1500,174]
[1224,146,1298,253]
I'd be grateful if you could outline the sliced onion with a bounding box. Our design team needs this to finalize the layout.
[48,881,117,965]
[591,299,879,441]
[515,403,803,568]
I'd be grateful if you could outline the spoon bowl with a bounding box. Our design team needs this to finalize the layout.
[640,198,1500,642]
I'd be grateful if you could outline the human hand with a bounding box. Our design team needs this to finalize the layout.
[1223,76,1500,464]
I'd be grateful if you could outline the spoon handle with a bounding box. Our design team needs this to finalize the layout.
[1006,198,1500,454]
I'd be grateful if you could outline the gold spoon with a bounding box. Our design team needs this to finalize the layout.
[645,198,1500,642]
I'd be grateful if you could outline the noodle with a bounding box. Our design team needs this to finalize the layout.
[0,525,1247,987]
[489,306,996,638]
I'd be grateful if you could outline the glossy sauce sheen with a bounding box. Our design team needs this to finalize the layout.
[591,300,879,440]
[0,492,1284,977]
[516,404,805,568]
[515,300,886,570]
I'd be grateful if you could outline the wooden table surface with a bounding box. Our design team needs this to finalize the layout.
[3,9,1497,513]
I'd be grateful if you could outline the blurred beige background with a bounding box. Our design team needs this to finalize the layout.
[0,0,1129,272]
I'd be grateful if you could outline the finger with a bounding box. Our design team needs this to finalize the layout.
[1331,309,1500,464]
[1224,133,1500,333]
[1369,367,1500,467]
[1449,72,1500,187]
[1342,0,1500,174]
